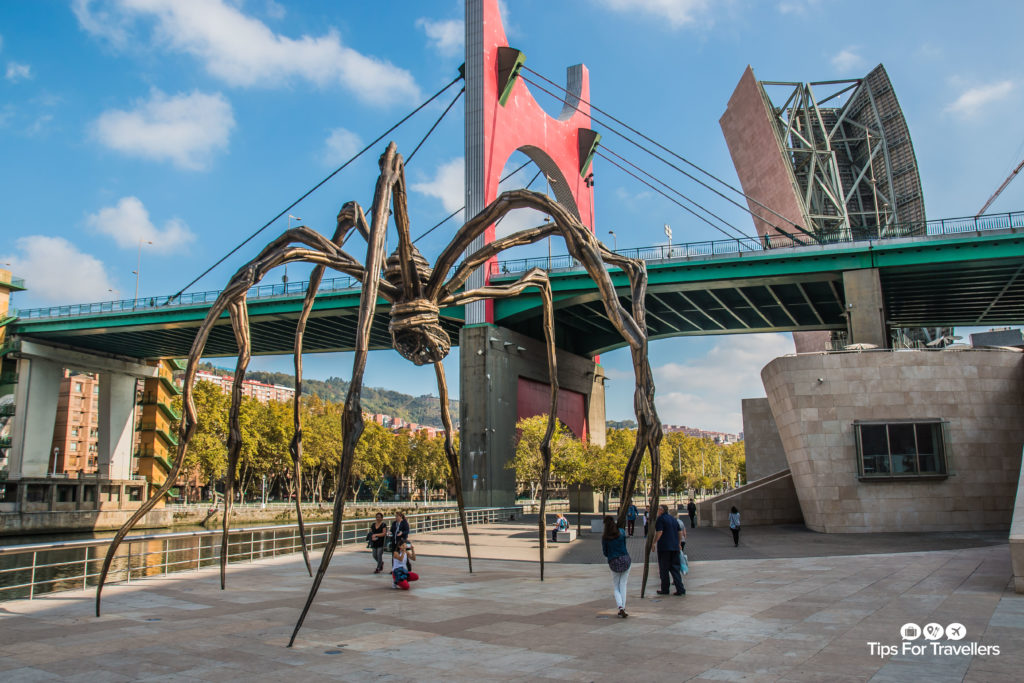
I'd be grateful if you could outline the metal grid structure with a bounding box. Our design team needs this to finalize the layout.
[760,64,926,242]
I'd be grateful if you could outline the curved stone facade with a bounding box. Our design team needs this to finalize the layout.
[762,349,1024,533]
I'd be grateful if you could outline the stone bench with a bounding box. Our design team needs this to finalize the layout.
[554,529,577,542]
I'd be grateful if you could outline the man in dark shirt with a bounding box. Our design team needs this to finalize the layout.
[653,504,685,595]
[687,498,697,528]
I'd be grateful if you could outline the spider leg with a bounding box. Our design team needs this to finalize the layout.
[288,144,398,647]
[96,228,374,616]
[439,189,664,595]
[96,277,246,616]
[433,361,472,574]
[443,268,557,580]
[290,203,372,577]
[219,298,251,589]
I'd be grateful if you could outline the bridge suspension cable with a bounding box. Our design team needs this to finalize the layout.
[598,145,753,241]
[597,149,752,242]
[168,72,465,302]
[411,161,541,244]
[519,66,818,241]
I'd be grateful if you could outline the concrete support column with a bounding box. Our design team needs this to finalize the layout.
[843,268,888,348]
[96,372,138,480]
[8,356,62,478]
[459,324,606,508]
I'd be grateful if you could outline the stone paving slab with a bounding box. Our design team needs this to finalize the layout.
[0,522,1021,682]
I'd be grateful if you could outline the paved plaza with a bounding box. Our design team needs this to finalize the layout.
[1,521,1022,682]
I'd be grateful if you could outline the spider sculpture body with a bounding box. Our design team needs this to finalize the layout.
[96,143,664,646]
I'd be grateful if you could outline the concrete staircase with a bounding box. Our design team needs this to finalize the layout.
[696,468,804,528]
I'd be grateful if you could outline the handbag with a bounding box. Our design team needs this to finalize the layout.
[679,551,689,575]
[608,554,631,573]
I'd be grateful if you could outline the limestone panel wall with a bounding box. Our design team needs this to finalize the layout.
[762,349,1024,533]
[741,398,788,481]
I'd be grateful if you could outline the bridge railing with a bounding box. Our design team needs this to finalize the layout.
[17,275,361,320]
[14,210,1023,320]
[0,506,522,602]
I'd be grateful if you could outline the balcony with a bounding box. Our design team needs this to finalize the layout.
[140,397,182,421]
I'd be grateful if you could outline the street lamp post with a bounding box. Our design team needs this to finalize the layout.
[608,230,617,251]
[664,223,673,258]
[132,239,153,307]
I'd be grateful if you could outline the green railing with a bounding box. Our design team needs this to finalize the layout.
[14,209,1024,319]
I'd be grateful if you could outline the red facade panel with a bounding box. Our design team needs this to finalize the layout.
[517,377,587,441]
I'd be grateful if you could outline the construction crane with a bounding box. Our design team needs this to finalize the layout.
[977,156,1024,216]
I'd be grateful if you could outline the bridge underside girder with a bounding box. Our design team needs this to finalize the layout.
[12,230,1024,360]
[19,308,464,359]
[497,275,846,355]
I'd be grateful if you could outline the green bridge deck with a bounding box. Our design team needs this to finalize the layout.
[10,226,1024,359]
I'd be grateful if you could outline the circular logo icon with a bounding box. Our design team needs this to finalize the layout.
[900,623,921,640]
[923,623,944,640]
[945,623,966,641]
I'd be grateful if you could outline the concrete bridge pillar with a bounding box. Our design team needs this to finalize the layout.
[7,340,158,480]
[8,356,62,478]
[459,324,605,508]
[96,372,139,480]
[843,268,888,348]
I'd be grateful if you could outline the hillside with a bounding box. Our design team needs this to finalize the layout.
[195,362,458,428]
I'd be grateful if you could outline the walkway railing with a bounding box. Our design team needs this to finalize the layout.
[490,210,1024,276]
[17,275,361,320]
[15,210,1023,320]
[0,506,521,602]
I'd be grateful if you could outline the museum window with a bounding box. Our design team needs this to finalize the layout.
[854,420,949,480]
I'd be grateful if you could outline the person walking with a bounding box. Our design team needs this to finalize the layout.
[729,506,741,547]
[391,539,419,590]
[653,504,685,595]
[687,498,697,528]
[601,516,631,618]
[640,509,649,537]
[368,512,388,573]
[626,503,638,536]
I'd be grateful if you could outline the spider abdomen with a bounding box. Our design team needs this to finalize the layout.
[389,299,451,365]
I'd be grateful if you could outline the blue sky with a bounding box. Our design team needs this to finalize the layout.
[2,1,1023,432]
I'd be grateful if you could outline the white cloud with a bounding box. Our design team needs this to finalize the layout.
[5,62,32,82]
[74,0,420,107]
[651,333,795,432]
[830,47,864,73]
[85,196,195,252]
[598,0,713,29]
[946,80,1015,118]
[91,89,235,170]
[411,157,553,239]
[777,0,819,14]
[264,1,285,20]
[322,127,362,167]
[416,18,463,56]
[1,236,116,304]
[72,0,133,47]
[412,157,465,219]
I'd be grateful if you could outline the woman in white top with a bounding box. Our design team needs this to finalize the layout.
[392,539,419,589]
[729,506,741,547]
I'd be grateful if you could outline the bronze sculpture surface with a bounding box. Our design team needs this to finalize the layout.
[95,143,663,646]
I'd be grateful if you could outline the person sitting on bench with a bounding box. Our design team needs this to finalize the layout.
[551,513,569,541]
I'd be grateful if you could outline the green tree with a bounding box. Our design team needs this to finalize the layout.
[354,421,395,501]
[184,381,229,497]
[507,415,581,499]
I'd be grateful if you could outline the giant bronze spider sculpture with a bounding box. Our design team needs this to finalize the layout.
[96,142,663,646]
